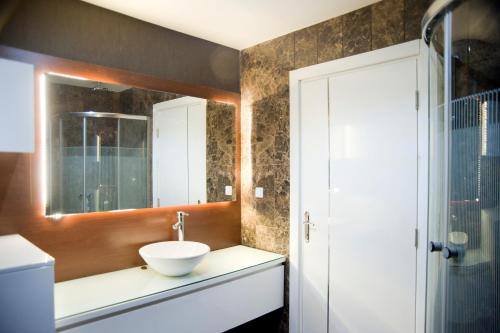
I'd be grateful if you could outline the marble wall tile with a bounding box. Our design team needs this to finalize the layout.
[274,106,290,167]
[342,6,372,57]
[294,25,318,69]
[274,168,290,221]
[255,224,289,255]
[206,101,236,202]
[253,166,276,226]
[372,0,404,49]
[317,17,343,63]
[241,217,257,247]
[252,97,279,167]
[405,0,431,41]
[240,101,256,248]
[240,33,294,105]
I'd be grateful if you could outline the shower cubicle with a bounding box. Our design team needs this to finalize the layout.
[48,111,150,215]
[423,0,500,332]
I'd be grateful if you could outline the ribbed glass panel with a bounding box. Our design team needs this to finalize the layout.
[447,88,500,332]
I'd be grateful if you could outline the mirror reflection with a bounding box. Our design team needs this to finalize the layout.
[45,73,236,215]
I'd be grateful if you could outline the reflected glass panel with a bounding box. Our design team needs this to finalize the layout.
[85,117,119,213]
[119,118,149,209]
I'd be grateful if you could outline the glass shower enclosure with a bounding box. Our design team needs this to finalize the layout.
[47,112,150,214]
[424,0,500,332]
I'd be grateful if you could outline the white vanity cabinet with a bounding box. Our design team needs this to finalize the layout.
[56,246,285,333]
[0,58,35,153]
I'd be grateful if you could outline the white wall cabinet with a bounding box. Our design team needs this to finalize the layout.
[0,235,55,333]
[0,58,35,153]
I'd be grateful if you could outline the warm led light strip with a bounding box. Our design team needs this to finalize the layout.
[47,72,88,81]
[40,74,48,216]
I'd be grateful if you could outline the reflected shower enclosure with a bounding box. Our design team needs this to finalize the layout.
[48,111,150,214]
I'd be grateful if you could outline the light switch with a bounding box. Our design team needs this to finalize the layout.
[255,187,264,198]
[225,186,233,196]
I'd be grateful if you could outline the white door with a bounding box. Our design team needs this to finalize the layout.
[329,59,417,333]
[296,57,418,333]
[299,77,330,333]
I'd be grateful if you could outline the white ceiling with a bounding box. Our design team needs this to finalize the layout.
[82,0,380,50]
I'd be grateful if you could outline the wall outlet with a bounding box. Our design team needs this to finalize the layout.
[225,186,233,196]
[255,187,264,198]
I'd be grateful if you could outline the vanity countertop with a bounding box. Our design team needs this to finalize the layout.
[55,245,285,328]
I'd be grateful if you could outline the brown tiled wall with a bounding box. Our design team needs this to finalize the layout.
[239,0,430,331]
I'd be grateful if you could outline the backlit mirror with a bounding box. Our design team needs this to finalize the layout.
[45,73,236,215]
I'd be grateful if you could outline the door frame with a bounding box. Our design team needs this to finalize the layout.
[152,96,207,207]
[289,39,429,333]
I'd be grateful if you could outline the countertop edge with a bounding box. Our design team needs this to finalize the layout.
[56,256,285,330]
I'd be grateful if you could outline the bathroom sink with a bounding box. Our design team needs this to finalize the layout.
[139,241,210,276]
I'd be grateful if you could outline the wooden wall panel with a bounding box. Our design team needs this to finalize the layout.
[0,46,241,282]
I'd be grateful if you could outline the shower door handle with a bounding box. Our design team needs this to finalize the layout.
[429,241,443,252]
[429,241,460,259]
[442,245,459,259]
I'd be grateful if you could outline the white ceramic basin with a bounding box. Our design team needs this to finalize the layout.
[139,241,210,276]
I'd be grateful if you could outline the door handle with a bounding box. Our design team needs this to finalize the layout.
[303,211,315,243]
[442,245,459,259]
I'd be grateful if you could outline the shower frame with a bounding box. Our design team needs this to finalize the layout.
[48,111,151,215]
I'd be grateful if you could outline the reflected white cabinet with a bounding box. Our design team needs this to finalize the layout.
[152,97,207,207]
[0,58,35,153]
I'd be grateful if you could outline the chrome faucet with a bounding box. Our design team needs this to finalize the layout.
[172,211,189,241]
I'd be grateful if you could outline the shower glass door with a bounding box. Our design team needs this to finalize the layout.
[426,16,446,333]
[426,0,500,332]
